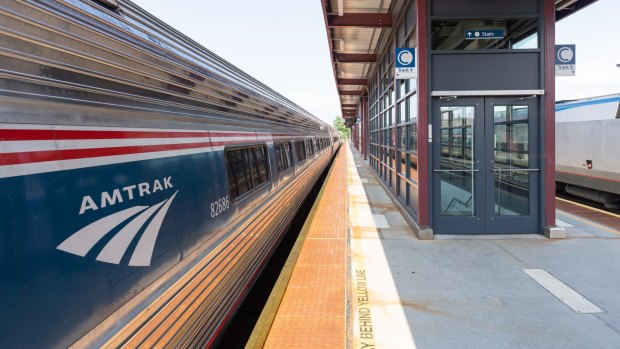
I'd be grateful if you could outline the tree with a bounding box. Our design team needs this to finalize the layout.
[333,117,351,139]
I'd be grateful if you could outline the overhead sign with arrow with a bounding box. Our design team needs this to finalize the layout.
[465,29,505,40]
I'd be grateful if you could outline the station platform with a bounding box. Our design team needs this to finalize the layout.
[250,143,620,349]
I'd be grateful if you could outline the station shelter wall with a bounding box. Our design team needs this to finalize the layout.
[368,1,420,220]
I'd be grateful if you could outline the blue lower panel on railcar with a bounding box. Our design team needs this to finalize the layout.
[0,151,230,348]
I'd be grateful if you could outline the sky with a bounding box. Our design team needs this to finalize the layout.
[131,0,619,123]
[555,0,620,101]
[131,0,340,124]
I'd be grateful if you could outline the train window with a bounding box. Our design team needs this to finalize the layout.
[225,145,270,200]
[274,143,293,174]
[295,141,306,162]
[225,149,252,199]
[249,146,269,185]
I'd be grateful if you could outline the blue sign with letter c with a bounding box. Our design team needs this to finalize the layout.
[395,48,415,68]
[555,45,576,65]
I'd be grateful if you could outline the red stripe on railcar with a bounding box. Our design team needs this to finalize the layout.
[0,141,213,165]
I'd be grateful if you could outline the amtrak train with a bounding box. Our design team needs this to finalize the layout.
[0,0,341,348]
[556,94,620,208]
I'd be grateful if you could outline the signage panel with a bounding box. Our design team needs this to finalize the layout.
[395,48,416,79]
[465,29,505,40]
[555,44,576,76]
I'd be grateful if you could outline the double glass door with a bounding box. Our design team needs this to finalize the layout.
[432,97,539,234]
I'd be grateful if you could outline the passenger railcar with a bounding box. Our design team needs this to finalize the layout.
[0,0,341,348]
[556,94,620,208]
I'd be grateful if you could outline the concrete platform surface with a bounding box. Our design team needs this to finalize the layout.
[347,144,620,349]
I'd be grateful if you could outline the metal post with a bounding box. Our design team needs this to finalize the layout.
[362,93,369,160]
[544,0,556,228]
[416,0,429,228]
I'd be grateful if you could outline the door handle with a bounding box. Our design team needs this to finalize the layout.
[491,168,539,172]
[433,169,480,173]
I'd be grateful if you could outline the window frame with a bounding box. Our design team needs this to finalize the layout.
[224,144,271,202]
[294,140,307,163]
[274,141,294,175]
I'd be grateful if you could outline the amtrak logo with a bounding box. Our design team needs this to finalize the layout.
[57,178,178,267]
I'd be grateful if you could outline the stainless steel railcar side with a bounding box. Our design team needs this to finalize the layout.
[0,0,337,347]
[556,94,620,208]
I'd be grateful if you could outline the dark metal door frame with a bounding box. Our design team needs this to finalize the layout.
[484,96,540,234]
[432,96,540,234]
[432,97,485,234]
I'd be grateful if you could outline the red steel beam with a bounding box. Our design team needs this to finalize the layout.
[339,90,362,95]
[335,53,376,63]
[417,0,430,228]
[544,0,556,227]
[338,78,368,85]
[328,13,392,28]
[362,94,368,159]
[341,104,357,108]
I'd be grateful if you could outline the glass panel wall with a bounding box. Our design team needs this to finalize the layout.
[368,1,419,219]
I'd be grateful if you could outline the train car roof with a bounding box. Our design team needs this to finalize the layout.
[15,0,329,132]
[556,93,620,122]
[556,93,620,111]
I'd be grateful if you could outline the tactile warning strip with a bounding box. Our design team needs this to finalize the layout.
[263,145,348,349]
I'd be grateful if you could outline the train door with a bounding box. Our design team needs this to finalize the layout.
[431,96,539,234]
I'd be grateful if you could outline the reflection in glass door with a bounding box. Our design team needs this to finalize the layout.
[492,105,530,215]
[439,106,476,216]
[485,98,539,233]
[432,97,539,234]
[432,98,485,234]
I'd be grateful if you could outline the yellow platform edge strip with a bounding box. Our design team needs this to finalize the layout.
[245,147,344,349]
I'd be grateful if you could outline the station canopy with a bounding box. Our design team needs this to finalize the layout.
[321,0,598,126]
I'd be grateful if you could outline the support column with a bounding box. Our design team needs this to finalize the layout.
[362,94,369,160]
[416,0,430,230]
[544,0,563,238]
